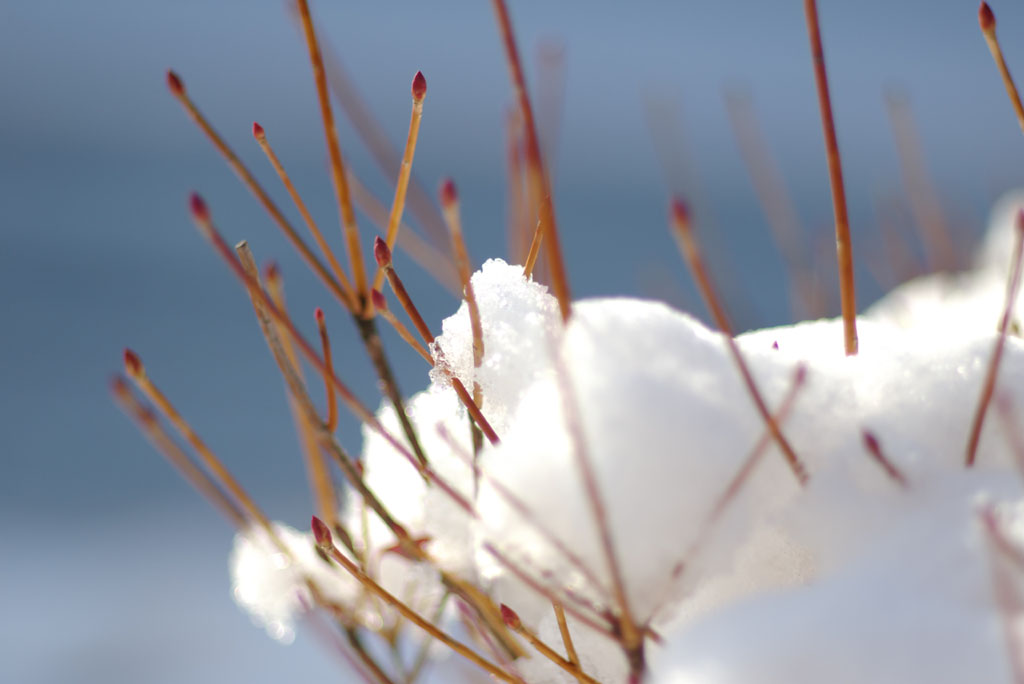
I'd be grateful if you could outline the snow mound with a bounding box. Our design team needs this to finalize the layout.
[229,189,1024,683]
[476,298,803,625]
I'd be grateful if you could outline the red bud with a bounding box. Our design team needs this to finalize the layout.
[110,375,130,399]
[863,430,880,453]
[439,178,458,208]
[166,70,184,97]
[189,193,209,221]
[499,603,521,630]
[311,516,333,548]
[670,198,690,227]
[123,348,143,377]
[370,289,388,311]
[411,70,427,101]
[373,236,392,267]
[980,2,996,32]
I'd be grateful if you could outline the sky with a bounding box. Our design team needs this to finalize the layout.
[3,0,1024,681]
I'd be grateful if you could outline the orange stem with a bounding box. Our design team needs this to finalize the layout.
[804,0,858,355]
[490,0,572,321]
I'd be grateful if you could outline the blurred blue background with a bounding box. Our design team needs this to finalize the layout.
[3,0,1023,681]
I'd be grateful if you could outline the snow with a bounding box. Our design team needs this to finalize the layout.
[649,191,1024,682]
[651,472,1024,684]
[867,189,1024,339]
[352,387,476,577]
[229,194,1024,683]
[334,387,473,627]
[475,297,804,625]
[430,258,563,434]
[515,610,628,684]
[229,522,357,643]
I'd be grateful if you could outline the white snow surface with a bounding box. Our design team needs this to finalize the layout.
[651,473,1024,684]
[231,189,1024,682]
[475,297,805,625]
[650,191,1024,682]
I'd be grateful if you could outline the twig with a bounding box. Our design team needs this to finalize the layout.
[373,237,501,445]
[252,122,357,310]
[312,518,519,683]
[122,348,289,555]
[315,308,339,433]
[370,71,427,295]
[294,0,368,302]
[265,263,338,529]
[883,91,957,271]
[967,210,1024,466]
[552,601,585,683]
[724,90,821,318]
[980,3,1024,137]
[111,376,247,531]
[165,71,355,311]
[861,430,910,488]
[803,0,858,355]
[545,346,646,676]
[490,0,572,320]
[501,604,600,684]
[482,542,617,640]
[670,200,809,485]
[436,423,613,601]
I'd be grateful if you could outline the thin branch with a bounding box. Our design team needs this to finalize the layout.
[312,518,519,683]
[490,0,572,320]
[804,0,858,354]
[670,200,808,485]
[500,604,600,684]
[293,0,368,302]
[967,210,1024,466]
